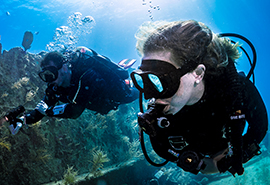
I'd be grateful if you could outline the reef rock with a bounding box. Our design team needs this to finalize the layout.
[0,48,141,184]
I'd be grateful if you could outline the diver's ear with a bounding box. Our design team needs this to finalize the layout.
[193,64,206,83]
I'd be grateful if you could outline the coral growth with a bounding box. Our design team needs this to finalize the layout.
[88,148,110,178]
[126,139,143,161]
[0,137,11,151]
[63,166,78,185]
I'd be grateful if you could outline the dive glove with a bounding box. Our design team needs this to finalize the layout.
[35,100,67,116]
[35,100,48,115]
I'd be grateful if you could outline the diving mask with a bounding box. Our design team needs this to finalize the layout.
[38,66,60,83]
[131,60,192,99]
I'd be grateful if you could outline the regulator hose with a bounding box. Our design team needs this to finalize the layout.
[219,33,256,84]
[139,92,169,167]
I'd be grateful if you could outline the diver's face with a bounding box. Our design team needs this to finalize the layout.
[51,67,65,87]
[142,51,204,115]
[44,61,70,88]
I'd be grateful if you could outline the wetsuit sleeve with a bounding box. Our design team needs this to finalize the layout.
[242,78,268,154]
[24,109,45,124]
[45,103,85,119]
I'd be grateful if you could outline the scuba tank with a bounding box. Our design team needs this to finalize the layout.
[70,46,129,80]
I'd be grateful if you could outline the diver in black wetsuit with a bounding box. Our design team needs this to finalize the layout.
[130,20,268,176]
[7,46,138,132]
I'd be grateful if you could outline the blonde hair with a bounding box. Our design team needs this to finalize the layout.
[135,20,241,77]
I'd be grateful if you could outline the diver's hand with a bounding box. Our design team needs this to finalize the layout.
[201,148,228,174]
[45,104,67,116]
[35,100,48,115]
[217,155,244,176]
[229,160,244,176]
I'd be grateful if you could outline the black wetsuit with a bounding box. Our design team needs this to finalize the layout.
[150,74,268,165]
[25,52,139,124]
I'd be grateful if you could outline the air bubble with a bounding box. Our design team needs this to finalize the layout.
[46,12,96,52]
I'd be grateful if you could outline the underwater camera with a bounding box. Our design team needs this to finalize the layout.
[4,105,25,123]
[4,105,25,135]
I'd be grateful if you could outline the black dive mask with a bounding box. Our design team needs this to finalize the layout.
[38,66,60,83]
[131,60,192,99]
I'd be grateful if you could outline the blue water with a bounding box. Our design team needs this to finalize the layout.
[1,0,269,112]
[1,0,270,184]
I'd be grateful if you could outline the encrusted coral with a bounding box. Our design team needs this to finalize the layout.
[11,77,30,89]
[25,88,39,102]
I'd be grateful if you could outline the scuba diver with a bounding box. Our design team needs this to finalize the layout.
[130,20,268,176]
[3,46,138,135]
